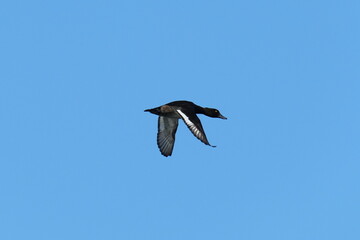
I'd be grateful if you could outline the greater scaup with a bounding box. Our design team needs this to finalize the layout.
[145,100,227,157]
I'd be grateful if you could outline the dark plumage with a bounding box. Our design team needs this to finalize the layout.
[145,100,227,157]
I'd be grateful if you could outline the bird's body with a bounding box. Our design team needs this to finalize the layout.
[145,100,227,157]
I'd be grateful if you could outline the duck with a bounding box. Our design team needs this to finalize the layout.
[145,100,227,157]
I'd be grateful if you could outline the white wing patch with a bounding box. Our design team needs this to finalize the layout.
[176,109,214,147]
[176,109,199,134]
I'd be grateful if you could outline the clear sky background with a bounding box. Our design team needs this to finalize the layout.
[1,1,359,239]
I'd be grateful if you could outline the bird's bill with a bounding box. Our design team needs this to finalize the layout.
[219,114,227,119]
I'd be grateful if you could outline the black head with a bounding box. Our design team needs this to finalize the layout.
[203,108,227,119]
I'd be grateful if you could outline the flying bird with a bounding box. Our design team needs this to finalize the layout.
[145,100,227,157]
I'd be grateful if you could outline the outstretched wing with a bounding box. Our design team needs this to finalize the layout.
[157,116,179,157]
[176,109,215,147]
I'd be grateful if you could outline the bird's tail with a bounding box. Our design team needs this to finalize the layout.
[144,107,161,115]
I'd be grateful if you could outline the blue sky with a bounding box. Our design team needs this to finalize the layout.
[1,0,359,239]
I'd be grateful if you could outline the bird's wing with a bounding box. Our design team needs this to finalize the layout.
[176,109,215,147]
[157,116,179,157]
